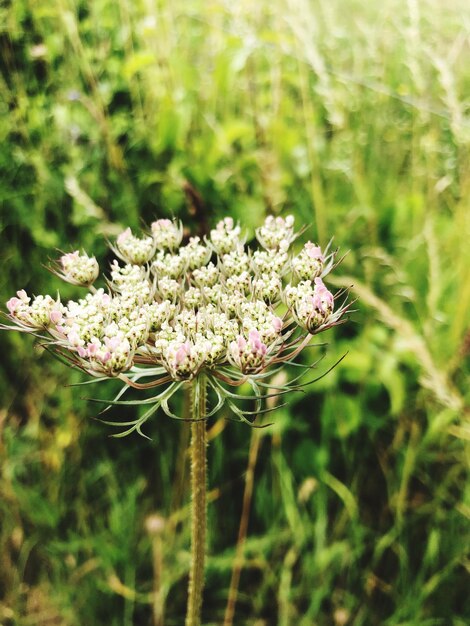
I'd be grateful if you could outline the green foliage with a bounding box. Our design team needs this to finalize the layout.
[1,0,469,624]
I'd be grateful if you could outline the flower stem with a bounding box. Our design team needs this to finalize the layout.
[185,374,207,626]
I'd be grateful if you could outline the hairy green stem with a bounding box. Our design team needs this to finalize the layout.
[185,374,207,626]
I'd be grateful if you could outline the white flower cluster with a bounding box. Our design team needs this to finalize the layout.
[57,251,99,286]
[5,216,346,381]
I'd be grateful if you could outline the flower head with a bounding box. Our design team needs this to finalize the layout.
[3,214,350,431]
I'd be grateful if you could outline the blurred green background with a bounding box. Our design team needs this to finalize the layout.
[0,0,469,624]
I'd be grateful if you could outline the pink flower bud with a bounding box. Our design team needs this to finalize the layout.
[68,330,81,347]
[272,316,283,332]
[314,277,334,307]
[50,310,62,324]
[175,342,190,366]
[60,251,79,268]
[105,336,121,352]
[310,293,324,312]
[17,290,29,301]
[100,351,111,364]
[153,219,172,228]
[117,227,131,245]
[6,297,21,314]
[237,336,247,351]
[87,343,98,356]
[305,242,324,261]
[248,329,261,350]
[248,329,267,355]
[77,346,87,358]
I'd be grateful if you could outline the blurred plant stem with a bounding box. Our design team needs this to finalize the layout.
[145,513,166,626]
[171,387,191,514]
[186,375,207,626]
[223,428,262,626]
[224,373,285,626]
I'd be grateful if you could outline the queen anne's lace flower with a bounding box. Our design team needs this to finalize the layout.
[3,215,350,426]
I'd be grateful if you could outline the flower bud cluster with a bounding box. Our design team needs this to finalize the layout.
[180,237,211,270]
[151,219,183,250]
[59,251,99,286]
[7,290,61,329]
[292,242,324,280]
[255,215,295,250]
[209,217,242,254]
[229,330,268,373]
[285,277,334,333]
[5,215,347,380]
[116,228,156,265]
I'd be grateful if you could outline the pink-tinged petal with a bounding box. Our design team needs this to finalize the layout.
[102,294,111,306]
[153,218,171,228]
[305,242,324,261]
[117,227,131,245]
[314,277,334,307]
[60,251,79,267]
[17,289,29,301]
[6,297,21,314]
[87,343,98,356]
[175,344,189,366]
[56,325,67,335]
[68,330,81,347]
[272,316,283,332]
[105,336,121,351]
[77,346,87,358]
[50,310,62,324]
[237,336,247,351]
[311,293,324,312]
[248,329,263,352]
[100,351,111,363]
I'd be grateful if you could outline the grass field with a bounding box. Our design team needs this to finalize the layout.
[0,0,469,624]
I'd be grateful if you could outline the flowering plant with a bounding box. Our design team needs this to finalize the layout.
[2,215,350,625]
